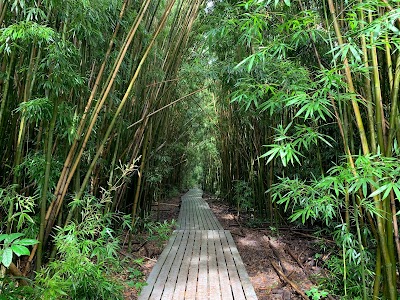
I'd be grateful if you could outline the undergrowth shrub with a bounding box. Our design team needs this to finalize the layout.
[143,219,176,247]
[268,153,394,298]
[34,195,125,300]
[232,180,254,216]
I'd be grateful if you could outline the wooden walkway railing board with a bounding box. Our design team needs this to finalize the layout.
[139,189,258,300]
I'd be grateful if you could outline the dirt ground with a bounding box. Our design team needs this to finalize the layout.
[123,192,332,300]
[206,194,331,300]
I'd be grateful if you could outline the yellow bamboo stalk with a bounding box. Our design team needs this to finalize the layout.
[43,0,152,243]
[327,1,397,298]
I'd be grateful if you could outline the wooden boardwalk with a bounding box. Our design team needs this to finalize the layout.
[139,189,258,300]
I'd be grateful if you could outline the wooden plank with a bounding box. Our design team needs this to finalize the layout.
[172,229,195,299]
[193,199,201,229]
[184,198,190,228]
[218,231,246,300]
[177,204,184,229]
[190,197,195,229]
[139,232,180,300]
[202,206,215,230]
[225,231,258,300]
[195,198,211,230]
[189,197,194,229]
[196,230,208,299]
[194,199,200,229]
[208,230,221,300]
[203,208,217,230]
[214,230,233,300]
[185,198,190,229]
[198,201,209,230]
[197,199,206,230]
[212,212,224,230]
[192,198,200,230]
[178,197,188,229]
[203,210,215,230]
[147,231,185,300]
[161,230,190,300]
[186,230,202,299]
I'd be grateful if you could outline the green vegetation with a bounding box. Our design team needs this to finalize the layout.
[199,0,400,299]
[0,0,204,298]
[2,0,400,299]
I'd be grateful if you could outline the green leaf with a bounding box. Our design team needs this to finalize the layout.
[382,183,393,200]
[369,184,388,198]
[349,44,361,61]
[15,239,39,246]
[11,245,30,256]
[0,234,8,243]
[284,0,291,7]
[2,248,13,268]
[393,184,400,201]
[247,55,255,73]
[5,233,24,244]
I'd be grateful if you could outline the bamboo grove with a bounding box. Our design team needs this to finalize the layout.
[200,0,400,299]
[3,0,400,299]
[0,0,213,297]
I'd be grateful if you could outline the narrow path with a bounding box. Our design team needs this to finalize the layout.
[139,189,258,300]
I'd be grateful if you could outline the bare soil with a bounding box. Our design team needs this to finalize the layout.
[206,194,331,300]
[123,192,332,300]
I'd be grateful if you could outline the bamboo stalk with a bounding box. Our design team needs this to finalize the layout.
[327,1,397,298]
[60,0,177,229]
[36,97,58,271]
[358,1,377,153]
[271,261,310,300]
[386,55,400,155]
[368,11,387,151]
[43,0,153,244]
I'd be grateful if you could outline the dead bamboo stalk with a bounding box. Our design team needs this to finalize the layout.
[271,261,310,300]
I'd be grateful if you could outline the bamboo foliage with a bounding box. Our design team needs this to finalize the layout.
[0,0,206,277]
[203,0,400,298]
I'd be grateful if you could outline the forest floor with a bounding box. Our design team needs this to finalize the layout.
[122,192,332,300]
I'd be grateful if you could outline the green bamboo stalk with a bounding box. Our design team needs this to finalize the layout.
[61,0,177,227]
[0,52,15,136]
[130,125,151,231]
[104,124,122,214]
[327,1,397,298]
[43,0,153,243]
[386,55,400,156]
[36,97,58,271]
[385,34,394,92]
[0,1,7,26]
[358,1,377,153]
[49,0,130,205]
[353,197,368,300]
[373,247,382,299]
[368,11,387,151]
[8,45,37,233]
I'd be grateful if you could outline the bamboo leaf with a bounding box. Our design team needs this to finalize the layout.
[369,184,388,198]
[382,183,393,200]
[393,185,400,201]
